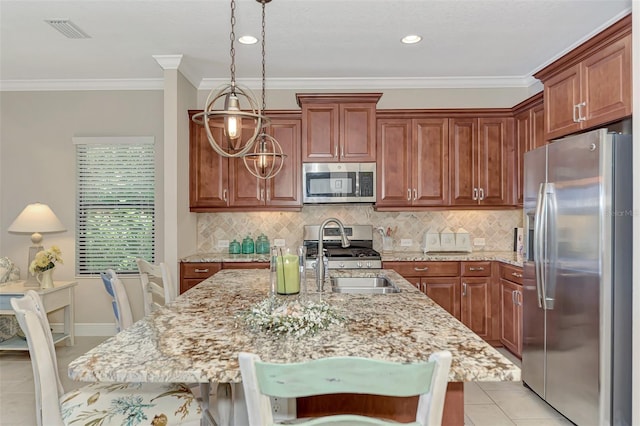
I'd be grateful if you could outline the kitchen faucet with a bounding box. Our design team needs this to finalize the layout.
[316,218,350,291]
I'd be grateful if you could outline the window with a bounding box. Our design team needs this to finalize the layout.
[74,137,155,275]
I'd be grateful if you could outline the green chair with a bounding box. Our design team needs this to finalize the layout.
[238,351,452,426]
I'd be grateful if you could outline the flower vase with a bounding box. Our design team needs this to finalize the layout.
[36,268,55,289]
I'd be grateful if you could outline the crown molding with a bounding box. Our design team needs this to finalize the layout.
[199,76,539,91]
[152,54,183,70]
[0,75,541,92]
[0,78,164,92]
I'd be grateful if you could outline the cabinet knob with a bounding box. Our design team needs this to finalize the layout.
[511,272,523,278]
[223,189,228,203]
[462,282,467,296]
[414,266,429,271]
[479,188,485,201]
[473,188,478,200]
[407,188,411,201]
[194,268,209,273]
[413,188,417,201]
[469,267,484,271]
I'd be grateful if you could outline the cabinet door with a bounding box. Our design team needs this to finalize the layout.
[449,118,477,206]
[340,103,376,162]
[423,277,461,320]
[229,155,262,207]
[544,64,582,140]
[531,102,546,150]
[477,118,512,206]
[514,110,530,206]
[265,119,302,207]
[301,103,339,162]
[413,119,449,206]
[376,119,412,207]
[499,278,520,356]
[461,277,491,339]
[189,122,229,210]
[582,34,632,128]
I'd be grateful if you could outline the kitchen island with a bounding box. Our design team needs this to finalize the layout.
[69,269,520,425]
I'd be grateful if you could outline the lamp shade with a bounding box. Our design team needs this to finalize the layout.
[8,203,66,233]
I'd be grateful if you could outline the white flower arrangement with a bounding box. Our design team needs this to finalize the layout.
[29,246,63,275]
[241,298,344,338]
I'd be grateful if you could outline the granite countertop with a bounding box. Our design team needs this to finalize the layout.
[69,269,520,385]
[182,250,523,267]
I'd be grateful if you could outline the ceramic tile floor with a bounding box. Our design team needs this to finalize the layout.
[0,337,572,426]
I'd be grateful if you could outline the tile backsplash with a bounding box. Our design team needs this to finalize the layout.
[196,206,523,254]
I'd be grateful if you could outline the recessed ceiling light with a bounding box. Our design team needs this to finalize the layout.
[401,34,422,44]
[239,35,258,45]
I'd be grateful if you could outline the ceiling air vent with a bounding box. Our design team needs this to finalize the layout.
[45,19,90,39]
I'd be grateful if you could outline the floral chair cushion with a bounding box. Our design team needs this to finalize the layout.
[60,382,201,426]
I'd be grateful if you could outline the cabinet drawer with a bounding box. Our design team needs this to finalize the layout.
[181,262,222,279]
[222,262,269,270]
[500,263,523,285]
[383,261,459,277]
[461,261,491,277]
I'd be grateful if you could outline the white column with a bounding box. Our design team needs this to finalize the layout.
[153,55,182,297]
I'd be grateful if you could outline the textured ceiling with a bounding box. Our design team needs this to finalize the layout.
[0,0,632,90]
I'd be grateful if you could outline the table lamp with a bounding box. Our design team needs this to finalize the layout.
[8,203,66,286]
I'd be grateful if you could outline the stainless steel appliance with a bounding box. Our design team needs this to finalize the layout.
[302,163,375,203]
[522,128,632,426]
[303,224,381,269]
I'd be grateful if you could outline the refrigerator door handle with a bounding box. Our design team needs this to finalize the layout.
[534,182,547,309]
[544,183,557,310]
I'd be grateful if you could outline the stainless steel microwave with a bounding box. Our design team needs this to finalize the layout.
[302,163,376,203]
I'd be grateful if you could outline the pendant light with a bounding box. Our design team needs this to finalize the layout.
[192,0,268,157]
[243,0,286,179]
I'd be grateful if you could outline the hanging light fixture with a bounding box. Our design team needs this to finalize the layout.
[243,0,286,179]
[192,0,268,157]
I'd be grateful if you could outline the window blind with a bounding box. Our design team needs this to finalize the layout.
[75,141,155,275]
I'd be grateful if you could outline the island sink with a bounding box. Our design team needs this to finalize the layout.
[330,276,401,294]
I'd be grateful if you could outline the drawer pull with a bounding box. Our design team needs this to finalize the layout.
[511,272,523,278]
[414,267,429,271]
[194,268,209,273]
[469,267,484,271]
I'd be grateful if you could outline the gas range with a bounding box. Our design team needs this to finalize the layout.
[303,224,382,270]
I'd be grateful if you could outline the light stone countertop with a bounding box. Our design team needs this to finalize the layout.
[181,250,523,267]
[68,269,520,385]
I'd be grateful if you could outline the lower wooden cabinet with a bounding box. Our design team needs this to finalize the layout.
[499,264,524,358]
[384,260,502,344]
[179,262,222,294]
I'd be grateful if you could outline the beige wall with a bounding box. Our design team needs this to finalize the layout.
[0,90,163,331]
[197,86,536,110]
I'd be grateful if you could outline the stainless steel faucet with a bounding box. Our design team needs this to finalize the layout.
[316,218,350,291]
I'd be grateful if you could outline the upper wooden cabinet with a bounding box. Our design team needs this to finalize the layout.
[513,93,545,205]
[376,117,449,208]
[449,117,513,207]
[296,93,382,162]
[189,111,302,212]
[535,15,631,141]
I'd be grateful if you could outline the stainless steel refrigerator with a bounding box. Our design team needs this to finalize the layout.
[522,128,632,426]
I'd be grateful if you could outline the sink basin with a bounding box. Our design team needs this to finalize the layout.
[330,276,401,294]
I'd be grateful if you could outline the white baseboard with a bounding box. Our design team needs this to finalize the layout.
[50,322,116,337]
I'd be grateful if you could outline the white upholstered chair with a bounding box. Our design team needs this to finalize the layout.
[136,258,175,316]
[10,290,201,426]
[238,351,452,426]
[100,269,134,332]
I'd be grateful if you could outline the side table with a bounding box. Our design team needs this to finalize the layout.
[0,280,77,351]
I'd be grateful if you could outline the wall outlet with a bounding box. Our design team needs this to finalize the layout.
[270,397,296,421]
[473,238,486,246]
[400,239,413,247]
[217,239,229,248]
[273,238,285,247]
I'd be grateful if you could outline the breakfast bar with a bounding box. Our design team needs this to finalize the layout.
[68,269,520,425]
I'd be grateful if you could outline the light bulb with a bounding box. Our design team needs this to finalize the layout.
[224,93,243,145]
